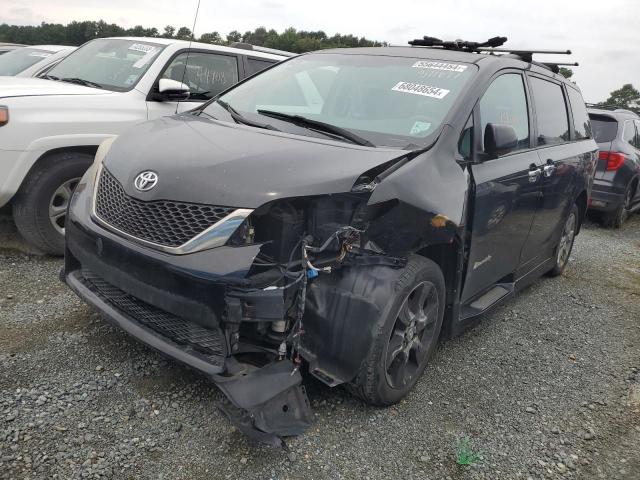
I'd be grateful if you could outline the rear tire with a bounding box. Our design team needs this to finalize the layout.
[347,255,445,406]
[548,203,579,277]
[12,152,93,255]
[603,182,634,229]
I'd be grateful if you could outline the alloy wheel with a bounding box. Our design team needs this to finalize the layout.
[385,281,439,389]
[49,177,80,235]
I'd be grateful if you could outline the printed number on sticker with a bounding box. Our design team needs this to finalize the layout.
[412,61,467,73]
[391,82,449,99]
[129,43,156,53]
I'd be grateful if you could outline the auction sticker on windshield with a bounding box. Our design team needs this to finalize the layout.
[129,43,157,53]
[412,61,467,72]
[391,82,450,99]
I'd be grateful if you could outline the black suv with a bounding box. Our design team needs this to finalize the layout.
[63,38,597,445]
[587,106,640,227]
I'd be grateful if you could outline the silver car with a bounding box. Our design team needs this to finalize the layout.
[0,45,76,77]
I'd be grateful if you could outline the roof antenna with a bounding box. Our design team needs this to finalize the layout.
[176,0,201,114]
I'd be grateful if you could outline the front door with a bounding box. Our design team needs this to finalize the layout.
[146,50,241,120]
[462,72,542,303]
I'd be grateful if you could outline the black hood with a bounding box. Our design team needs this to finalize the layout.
[103,114,405,208]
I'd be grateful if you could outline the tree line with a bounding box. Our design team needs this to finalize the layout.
[0,21,383,53]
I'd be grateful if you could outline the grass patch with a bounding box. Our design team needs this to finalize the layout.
[455,436,481,466]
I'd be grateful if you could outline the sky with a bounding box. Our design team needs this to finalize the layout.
[1,0,638,102]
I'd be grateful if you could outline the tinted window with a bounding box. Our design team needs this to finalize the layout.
[479,73,529,152]
[246,57,275,76]
[622,120,638,147]
[530,77,570,145]
[161,52,239,100]
[458,115,473,160]
[567,87,592,139]
[589,115,617,143]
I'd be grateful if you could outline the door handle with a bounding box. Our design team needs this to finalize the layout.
[543,164,556,177]
[528,168,542,183]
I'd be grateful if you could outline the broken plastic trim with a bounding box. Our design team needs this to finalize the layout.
[213,360,313,447]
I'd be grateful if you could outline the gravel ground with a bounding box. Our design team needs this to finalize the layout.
[1,213,639,480]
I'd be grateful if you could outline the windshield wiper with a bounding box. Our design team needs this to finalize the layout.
[216,100,279,131]
[40,74,59,81]
[60,77,104,89]
[256,109,375,147]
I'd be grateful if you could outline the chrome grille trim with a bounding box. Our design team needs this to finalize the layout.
[91,164,252,255]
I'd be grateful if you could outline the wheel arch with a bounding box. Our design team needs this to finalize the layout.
[575,189,588,234]
[414,240,463,339]
[15,146,98,197]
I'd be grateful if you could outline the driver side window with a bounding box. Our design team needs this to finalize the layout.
[160,52,239,100]
[479,74,530,153]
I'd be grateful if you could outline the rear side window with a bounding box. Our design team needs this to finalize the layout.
[530,77,570,145]
[479,73,530,152]
[566,88,592,139]
[622,120,637,146]
[246,57,275,76]
[160,52,239,100]
[589,115,617,143]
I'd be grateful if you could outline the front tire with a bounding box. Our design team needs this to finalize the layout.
[348,255,445,406]
[12,152,93,255]
[547,203,579,277]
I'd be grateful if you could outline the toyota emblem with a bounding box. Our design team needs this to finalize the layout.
[134,171,158,191]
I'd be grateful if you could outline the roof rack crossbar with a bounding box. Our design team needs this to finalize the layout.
[476,47,571,55]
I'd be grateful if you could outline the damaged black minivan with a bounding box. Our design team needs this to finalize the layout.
[63,38,598,445]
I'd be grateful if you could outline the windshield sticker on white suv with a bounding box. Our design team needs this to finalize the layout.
[129,43,157,53]
[29,52,52,58]
[391,82,450,99]
[412,61,467,72]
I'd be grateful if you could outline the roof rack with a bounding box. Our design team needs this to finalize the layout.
[408,36,575,73]
[229,42,296,57]
[408,36,507,51]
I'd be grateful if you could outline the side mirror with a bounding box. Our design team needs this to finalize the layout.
[155,78,190,101]
[484,123,518,157]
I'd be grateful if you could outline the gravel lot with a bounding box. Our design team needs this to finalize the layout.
[1,212,639,480]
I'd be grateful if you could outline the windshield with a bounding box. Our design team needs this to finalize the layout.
[46,39,165,91]
[0,47,55,75]
[203,53,476,147]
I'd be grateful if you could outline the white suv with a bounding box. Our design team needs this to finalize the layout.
[0,37,291,254]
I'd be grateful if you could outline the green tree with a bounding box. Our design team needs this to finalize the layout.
[175,27,192,40]
[226,30,242,43]
[199,31,223,44]
[600,84,640,112]
[558,67,573,79]
[162,25,175,38]
[0,20,384,51]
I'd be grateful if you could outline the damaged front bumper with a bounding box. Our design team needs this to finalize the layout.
[63,215,313,446]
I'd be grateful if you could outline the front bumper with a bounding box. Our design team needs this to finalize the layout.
[588,179,625,212]
[0,148,38,208]
[64,178,313,445]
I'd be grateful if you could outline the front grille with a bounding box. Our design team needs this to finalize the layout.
[81,269,225,362]
[95,168,235,248]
